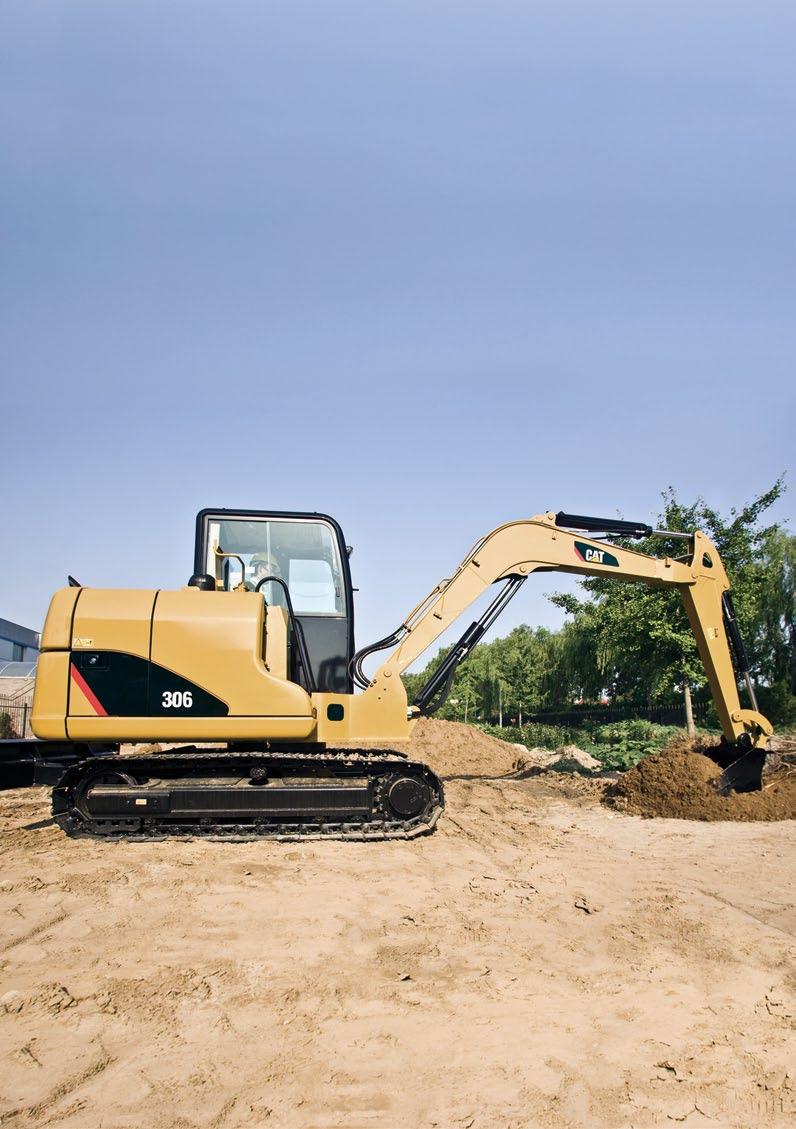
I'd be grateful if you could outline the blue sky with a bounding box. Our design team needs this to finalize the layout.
[2,1,794,666]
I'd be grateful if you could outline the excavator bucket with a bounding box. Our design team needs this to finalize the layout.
[715,747,767,795]
[703,738,767,794]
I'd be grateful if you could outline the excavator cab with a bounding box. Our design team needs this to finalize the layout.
[190,509,356,694]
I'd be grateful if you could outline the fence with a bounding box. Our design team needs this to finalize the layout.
[520,702,711,728]
[0,701,33,739]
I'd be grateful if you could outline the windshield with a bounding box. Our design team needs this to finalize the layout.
[205,517,346,616]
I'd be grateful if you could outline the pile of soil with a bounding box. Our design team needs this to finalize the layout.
[513,743,603,776]
[606,744,796,821]
[406,717,519,777]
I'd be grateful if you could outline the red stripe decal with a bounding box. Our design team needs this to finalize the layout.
[574,546,586,561]
[70,663,109,717]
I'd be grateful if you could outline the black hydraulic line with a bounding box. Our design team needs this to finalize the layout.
[555,512,653,539]
[255,575,317,694]
[292,621,316,694]
[721,591,749,673]
[721,590,760,713]
[723,591,763,717]
[413,576,526,716]
[350,627,408,690]
[419,665,460,718]
[415,621,486,717]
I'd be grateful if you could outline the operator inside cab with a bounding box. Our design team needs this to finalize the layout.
[248,552,287,607]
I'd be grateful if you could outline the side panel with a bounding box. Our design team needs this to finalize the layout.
[37,586,317,743]
[151,590,313,722]
[40,588,81,651]
[264,606,289,680]
[65,716,316,741]
[71,590,156,661]
[69,590,157,716]
[313,685,412,744]
[30,652,70,740]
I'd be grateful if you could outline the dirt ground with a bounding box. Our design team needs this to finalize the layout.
[1,725,794,1128]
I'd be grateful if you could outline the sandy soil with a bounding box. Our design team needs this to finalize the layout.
[1,732,794,1128]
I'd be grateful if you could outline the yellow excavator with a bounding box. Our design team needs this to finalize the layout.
[30,507,772,838]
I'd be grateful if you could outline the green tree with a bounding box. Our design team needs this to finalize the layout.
[748,527,796,692]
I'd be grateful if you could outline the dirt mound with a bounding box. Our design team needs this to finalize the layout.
[512,747,561,773]
[606,744,796,821]
[552,744,603,772]
[406,721,607,781]
[406,718,519,777]
[514,744,603,776]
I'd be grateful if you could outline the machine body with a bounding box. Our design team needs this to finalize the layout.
[31,507,772,838]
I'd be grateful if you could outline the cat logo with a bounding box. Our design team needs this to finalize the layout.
[574,541,619,567]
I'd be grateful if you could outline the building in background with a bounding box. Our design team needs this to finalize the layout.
[0,619,40,665]
[0,621,39,735]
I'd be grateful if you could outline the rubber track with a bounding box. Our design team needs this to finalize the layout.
[52,749,445,841]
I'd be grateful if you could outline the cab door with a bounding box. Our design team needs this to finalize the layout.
[194,509,355,693]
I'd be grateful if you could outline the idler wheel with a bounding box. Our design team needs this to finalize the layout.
[386,776,430,819]
[74,768,138,819]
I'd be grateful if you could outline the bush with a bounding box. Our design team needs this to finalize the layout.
[0,711,18,739]
[584,719,681,771]
[590,721,723,771]
[478,722,577,750]
[590,718,679,749]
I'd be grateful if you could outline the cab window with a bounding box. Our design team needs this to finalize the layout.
[206,517,346,616]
